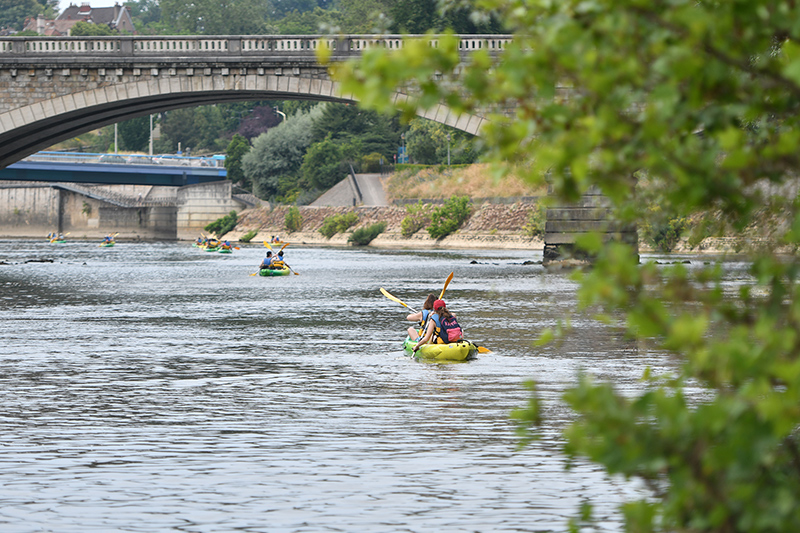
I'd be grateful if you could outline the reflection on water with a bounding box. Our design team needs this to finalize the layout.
[0,240,703,532]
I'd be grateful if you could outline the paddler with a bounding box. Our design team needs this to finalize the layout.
[406,294,436,340]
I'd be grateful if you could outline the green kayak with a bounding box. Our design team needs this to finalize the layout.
[259,266,291,276]
[403,336,477,361]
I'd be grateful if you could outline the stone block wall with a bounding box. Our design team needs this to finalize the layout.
[0,185,59,236]
[543,186,638,263]
[176,181,244,239]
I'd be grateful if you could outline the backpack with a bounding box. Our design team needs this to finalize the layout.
[439,315,463,343]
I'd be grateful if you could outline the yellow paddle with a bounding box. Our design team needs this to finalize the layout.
[380,288,419,313]
[439,271,454,300]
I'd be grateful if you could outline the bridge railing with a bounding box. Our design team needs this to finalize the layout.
[0,34,512,58]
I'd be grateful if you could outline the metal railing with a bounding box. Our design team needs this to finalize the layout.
[23,151,225,168]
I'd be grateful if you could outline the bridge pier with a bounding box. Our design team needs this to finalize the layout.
[543,186,638,264]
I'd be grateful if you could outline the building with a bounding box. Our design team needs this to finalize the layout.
[24,3,135,36]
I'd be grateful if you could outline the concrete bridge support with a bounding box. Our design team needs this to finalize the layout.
[543,186,638,264]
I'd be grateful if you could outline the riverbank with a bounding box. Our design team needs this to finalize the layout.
[228,203,543,250]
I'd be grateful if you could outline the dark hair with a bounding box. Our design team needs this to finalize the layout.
[266,251,272,256]
[423,294,436,310]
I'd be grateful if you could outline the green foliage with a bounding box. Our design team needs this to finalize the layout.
[427,196,471,240]
[400,200,432,237]
[0,0,52,31]
[360,152,385,173]
[348,222,387,245]
[204,210,238,238]
[225,134,251,190]
[641,205,689,253]
[319,212,359,238]
[160,0,268,34]
[284,206,303,233]
[242,106,324,199]
[523,201,545,238]
[117,116,151,152]
[334,1,800,529]
[301,137,345,190]
[70,21,116,36]
[406,118,479,165]
[239,229,258,243]
[274,6,341,34]
[310,104,402,165]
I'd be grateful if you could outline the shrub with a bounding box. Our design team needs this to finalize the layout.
[348,222,387,245]
[239,230,258,243]
[427,196,472,240]
[523,201,545,238]
[361,152,386,173]
[319,212,359,238]
[641,204,688,252]
[284,206,303,233]
[204,210,238,237]
[400,200,432,237]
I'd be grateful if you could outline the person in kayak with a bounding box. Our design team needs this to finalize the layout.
[259,251,273,270]
[406,293,436,340]
[412,299,458,352]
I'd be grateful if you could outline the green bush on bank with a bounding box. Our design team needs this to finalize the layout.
[427,196,472,240]
[239,230,258,243]
[348,222,387,245]
[401,200,433,237]
[641,205,688,252]
[204,210,238,238]
[523,200,546,238]
[319,212,359,238]
[284,206,303,232]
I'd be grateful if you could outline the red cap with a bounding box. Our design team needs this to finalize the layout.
[434,299,446,310]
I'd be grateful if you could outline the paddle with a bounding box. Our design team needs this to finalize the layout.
[380,288,419,314]
[439,271,454,299]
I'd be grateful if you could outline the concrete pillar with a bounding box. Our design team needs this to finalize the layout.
[543,185,638,264]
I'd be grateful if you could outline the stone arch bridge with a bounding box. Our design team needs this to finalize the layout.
[0,33,634,262]
[0,34,510,169]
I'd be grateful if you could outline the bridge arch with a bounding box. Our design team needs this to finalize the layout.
[0,74,488,168]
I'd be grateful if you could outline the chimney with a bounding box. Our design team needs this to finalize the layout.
[37,14,45,35]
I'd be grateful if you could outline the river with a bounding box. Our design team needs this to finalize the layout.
[0,240,710,532]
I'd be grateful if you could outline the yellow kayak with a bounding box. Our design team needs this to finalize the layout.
[403,336,477,361]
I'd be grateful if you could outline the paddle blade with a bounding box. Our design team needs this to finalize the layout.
[380,288,418,313]
[279,242,290,252]
[250,272,258,276]
[477,346,492,353]
[439,271,454,299]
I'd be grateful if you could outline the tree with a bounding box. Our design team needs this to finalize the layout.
[334,1,800,531]
[310,103,402,164]
[0,0,46,31]
[117,116,150,152]
[301,136,345,190]
[274,6,341,34]
[70,21,116,36]
[225,134,251,190]
[242,105,324,199]
[160,0,269,35]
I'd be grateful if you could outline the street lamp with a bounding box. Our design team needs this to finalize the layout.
[400,133,405,163]
[447,133,451,166]
[274,106,286,122]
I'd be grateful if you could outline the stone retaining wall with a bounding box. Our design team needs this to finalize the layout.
[228,202,543,250]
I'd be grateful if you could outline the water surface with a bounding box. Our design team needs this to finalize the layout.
[0,240,694,532]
